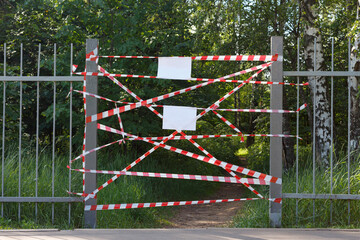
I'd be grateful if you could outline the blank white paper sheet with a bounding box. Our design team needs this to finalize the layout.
[162,105,197,131]
[157,57,192,80]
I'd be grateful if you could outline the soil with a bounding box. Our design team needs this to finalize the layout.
[166,182,244,228]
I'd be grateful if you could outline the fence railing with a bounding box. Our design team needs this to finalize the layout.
[281,37,360,226]
[0,42,83,226]
[0,37,359,228]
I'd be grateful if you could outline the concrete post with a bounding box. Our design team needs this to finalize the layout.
[269,36,283,227]
[84,39,98,228]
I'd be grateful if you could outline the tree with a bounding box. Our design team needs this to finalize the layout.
[301,0,331,166]
[349,0,360,152]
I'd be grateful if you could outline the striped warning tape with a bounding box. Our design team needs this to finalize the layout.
[97,124,282,184]
[177,131,263,199]
[224,168,263,198]
[74,62,273,81]
[127,133,302,140]
[115,103,125,140]
[69,130,301,165]
[99,66,163,119]
[197,67,267,120]
[84,197,282,211]
[71,89,307,114]
[69,127,301,164]
[78,53,285,208]
[81,69,87,193]
[85,80,213,123]
[193,79,309,85]
[72,89,123,104]
[83,131,178,202]
[87,54,282,62]
[69,167,269,185]
[71,139,123,164]
[85,64,271,124]
[212,110,244,141]
[85,198,260,211]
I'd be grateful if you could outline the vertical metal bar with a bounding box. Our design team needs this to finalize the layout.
[69,43,73,226]
[296,37,300,225]
[330,37,334,224]
[1,43,6,218]
[84,39,98,228]
[35,43,41,222]
[313,38,316,224]
[347,37,351,225]
[269,36,283,228]
[52,43,56,225]
[18,43,23,221]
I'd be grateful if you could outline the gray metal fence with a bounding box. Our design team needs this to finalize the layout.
[0,37,358,228]
[281,37,360,226]
[0,42,83,226]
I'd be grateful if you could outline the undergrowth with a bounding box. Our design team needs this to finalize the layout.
[232,148,360,228]
[0,141,222,229]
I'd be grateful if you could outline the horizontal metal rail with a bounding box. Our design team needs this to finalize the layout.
[284,71,360,77]
[0,76,83,82]
[1,72,359,81]
[283,193,360,200]
[0,197,83,203]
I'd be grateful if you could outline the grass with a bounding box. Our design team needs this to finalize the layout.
[0,141,222,229]
[231,149,360,228]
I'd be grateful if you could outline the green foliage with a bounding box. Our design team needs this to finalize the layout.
[246,138,270,174]
[0,142,222,229]
[232,150,360,228]
[0,0,359,229]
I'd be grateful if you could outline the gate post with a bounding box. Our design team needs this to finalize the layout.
[84,39,98,228]
[269,36,283,227]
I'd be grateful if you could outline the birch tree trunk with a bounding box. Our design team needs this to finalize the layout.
[301,0,331,166]
[349,0,360,152]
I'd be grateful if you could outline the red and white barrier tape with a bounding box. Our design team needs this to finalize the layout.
[82,69,87,193]
[127,133,302,140]
[177,131,263,199]
[212,110,244,142]
[97,124,282,184]
[193,79,308,85]
[84,197,282,211]
[99,66,164,119]
[97,123,301,142]
[85,80,212,123]
[85,198,260,211]
[70,130,301,165]
[74,62,272,82]
[76,53,286,208]
[71,89,307,115]
[85,64,271,124]
[67,191,95,198]
[224,168,264,198]
[115,103,125,140]
[72,89,123,104]
[71,139,123,164]
[86,64,262,123]
[83,131,178,201]
[81,63,271,123]
[87,54,282,62]
[197,67,269,120]
[69,167,269,185]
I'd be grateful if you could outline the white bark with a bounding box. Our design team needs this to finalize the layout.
[349,0,360,152]
[302,0,331,166]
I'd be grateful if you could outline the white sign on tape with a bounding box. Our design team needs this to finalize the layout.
[162,105,197,131]
[157,57,192,80]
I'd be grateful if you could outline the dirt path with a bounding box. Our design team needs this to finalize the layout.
[167,182,244,228]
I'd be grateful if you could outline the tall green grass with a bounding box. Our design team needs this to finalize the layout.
[0,142,222,229]
[231,149,360,228]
